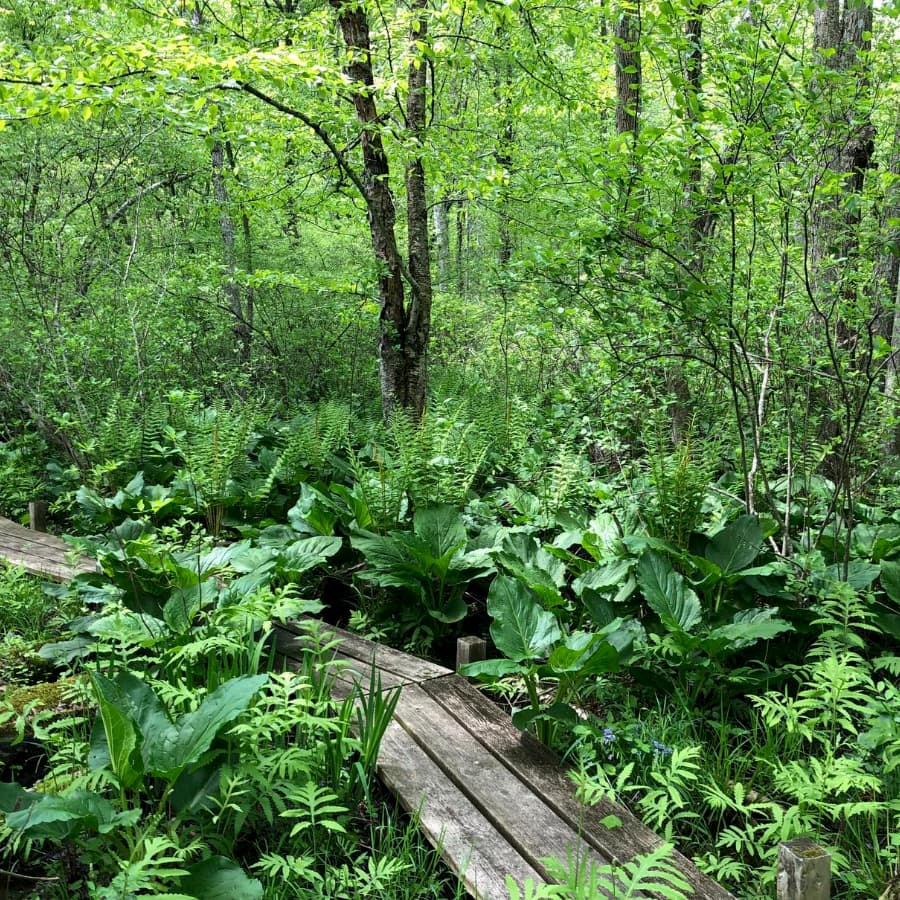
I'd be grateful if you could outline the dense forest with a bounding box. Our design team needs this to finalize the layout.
[1,0,900,896]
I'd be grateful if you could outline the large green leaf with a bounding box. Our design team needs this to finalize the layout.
[431,594,469,624]
[350,530,413,584]
[637,552,702,632]
[143,674,268,780]
[493,532,567,594]
[881,559,900,605]
[5,790,139,840]
[572,560,633,596]
[90,672,142,789]
[279,535,342,578]
[458,658,525,680]
[180,856,264,900]
[705,515,762,575]
[701,608,794,655]
[413,504,466,558]
[487,575,561,662]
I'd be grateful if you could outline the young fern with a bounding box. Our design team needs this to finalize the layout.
[174,400,255,535]
[506,843,692,899]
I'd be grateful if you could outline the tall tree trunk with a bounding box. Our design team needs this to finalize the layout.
[211,138,252,366]
[433,196,451,291]
[330,0,432,421]
[664,2,705,447]
[681,1,705,266]
[614,0,641,141]
[877,113,900,451]
[809,0,875,482]
[403,0,433,419]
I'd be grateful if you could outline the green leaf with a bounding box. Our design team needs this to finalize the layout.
[0,782,38,815]
[487,575,562,662]
[573,559,633,596]
[548,629,625,675]
[493,532,567,594]
[431,593,468,624]
[143,674,268,780]
[705,515,762,574]
[180,856,264,900]
[637,552,702,632]
[881,560,900,605]
[701,608,793,655]
[279,535,342,578]
[5,790,133,840]
[413,504,466,558]
[512,702,577,730]
[458,658,525,680]
[89,672,143,789]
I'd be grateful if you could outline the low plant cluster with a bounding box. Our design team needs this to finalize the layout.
[3,397,900,898]
[0,534,462,898]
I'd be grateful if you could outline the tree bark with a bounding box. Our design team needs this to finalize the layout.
[433,196,451,291]
[808,0,875,481]
[614,0,641,141]
[330,0,432,421]
[211,138,252,365]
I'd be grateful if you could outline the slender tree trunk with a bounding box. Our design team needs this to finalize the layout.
[330,0,432,420]
[878,114,900,451]
[614,0,641,141]
[433,196,451,291]
[403,0,433,419]
[809,0,875,481]
[456,200,466,297]
[211,138,252,366]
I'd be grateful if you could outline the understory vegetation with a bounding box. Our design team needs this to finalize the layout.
[1,391,900,898]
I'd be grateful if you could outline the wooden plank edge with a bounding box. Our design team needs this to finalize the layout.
[423,675,737,900]
[378,720,546,900]
[276,618,451,682]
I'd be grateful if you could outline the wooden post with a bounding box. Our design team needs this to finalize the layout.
[28,501,48,533]
[777,839,830,900]
[456,636,486,672]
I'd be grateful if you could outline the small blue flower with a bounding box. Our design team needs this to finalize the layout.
[602,727,616,745]
[651,739,673,757]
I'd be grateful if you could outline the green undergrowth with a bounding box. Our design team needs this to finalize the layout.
[3,397,900,897]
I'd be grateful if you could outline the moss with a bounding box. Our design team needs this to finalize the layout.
[0,677,82,742]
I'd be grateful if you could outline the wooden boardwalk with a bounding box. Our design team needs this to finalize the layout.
[0,515,97,581]
[274,620,735,899]
[0,514,735,899]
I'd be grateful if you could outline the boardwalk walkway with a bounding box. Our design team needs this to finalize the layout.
[0,514,734,899]
[0,515,97,581]
[274,620,734,899]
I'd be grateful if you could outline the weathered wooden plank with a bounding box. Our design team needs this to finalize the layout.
[271,625,409,697]
[0,515,97,581]
[423,675,736,900]
[378,721,545,900]
[276,619,451,683]
[394,683,619,893]
[0,544,94,582]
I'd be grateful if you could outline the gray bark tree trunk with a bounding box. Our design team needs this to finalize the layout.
[211,138,252,366]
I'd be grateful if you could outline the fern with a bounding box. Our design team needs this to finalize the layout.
[508,842,692,899]
[265,401,352,493]
[174,400,255,535]
[95,832,198,899]
[642,419,715,548]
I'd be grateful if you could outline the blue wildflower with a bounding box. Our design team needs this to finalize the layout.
[651,739,673,757]
[602,727,616,744]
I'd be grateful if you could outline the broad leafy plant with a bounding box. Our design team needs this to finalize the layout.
[350,504,494,632]
[463,573,634,745]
